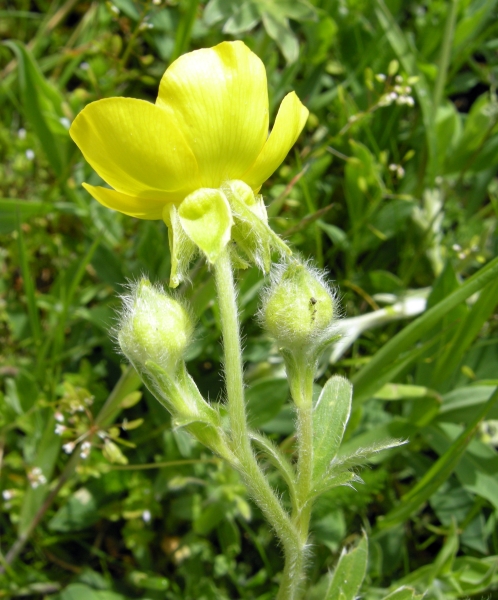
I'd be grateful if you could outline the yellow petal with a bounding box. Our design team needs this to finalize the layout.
[242,92,309,190]
[83,183,183,220]
[70,98,199,199]
[156,41,269,188]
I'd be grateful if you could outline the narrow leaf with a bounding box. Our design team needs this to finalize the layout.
[0,199,51,234]
[251,431,298,509]
[377,387,498,530]
[326,533,368,600]
[381,587,423,600]
[313,376,352,482]
[352,255,498,403]
[431,277,498,388]
[4,40,67,176]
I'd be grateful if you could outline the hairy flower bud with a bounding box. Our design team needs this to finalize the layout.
[118,279,194,373]
[261,262,335,351]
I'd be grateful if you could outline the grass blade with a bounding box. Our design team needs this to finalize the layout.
[352,255,498,403]
[376,387,498,531]
[16,219,41,344]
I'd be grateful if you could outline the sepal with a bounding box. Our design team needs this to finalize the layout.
[223,180,291,271]
[178,188,233,264]
[163,204,198,288]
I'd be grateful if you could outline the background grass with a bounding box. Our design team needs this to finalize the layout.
[1,0,498,598]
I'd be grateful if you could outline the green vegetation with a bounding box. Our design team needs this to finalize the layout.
[1,0,498,598]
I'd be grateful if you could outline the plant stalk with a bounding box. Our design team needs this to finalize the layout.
[293,359,315,552]
[213,249,303,599]
[433,0,459,110]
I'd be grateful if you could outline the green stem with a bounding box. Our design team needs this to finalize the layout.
[293,358,315,543]
[433,0,459,109]
[295,402,313,542]
[213,249,303,600]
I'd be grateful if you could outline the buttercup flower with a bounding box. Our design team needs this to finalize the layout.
[70,41,308,281]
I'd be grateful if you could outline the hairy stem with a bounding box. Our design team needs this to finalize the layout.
[213,249,303,599]
[293,359,315,548]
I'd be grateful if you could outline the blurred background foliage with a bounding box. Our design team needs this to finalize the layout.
[1,0,498,598]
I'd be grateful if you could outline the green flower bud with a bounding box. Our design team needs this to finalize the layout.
[118,279,194,373]
[261,262,335,351]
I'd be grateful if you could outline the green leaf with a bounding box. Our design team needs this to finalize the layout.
[352,255,498,403]
[426,422,498,511]
[178,188,233,264]
[246,377,289,428]
[374,384,437,401]
[0,199,51,234]
[344,141,382,232]
[129,571,170,591]
[318,221,349,251]
[272,0,317,21]
[326,533,368,600]
[250,431,297,508]
[19,413,60,535]
[431,276,498,389]
[4,40,68,177]
[164,203,198,288]
[360,200,416,251]
[120,391,142,409]
[48,487,99,533]
[381,587,423,600]
[312,376,352,482]
[16,220,41,343]
[415,261,467,387]
[60,584,126,600]
[377,387,498,530]
[171,0,200,61]
[439,385,498,423]
[223,1,259,34]
[261,12,299,64]
[203,0,235,26]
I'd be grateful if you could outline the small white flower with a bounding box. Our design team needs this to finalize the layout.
[2,489,14,500]
[55,411,64,423]
[379,94,393,107]
[110,4,120,15]
[452,244,462,251]
[80,441,92,459]
[55,424,66,435]
[389,163,398,171]
[59,117,71,129]
[397,165,405,178]
[25,149,35,160]
[142,509,152,522]
[395,75,403,83]
[63,442,75,454]
[28,467,47,489]
[80,62,90,71]
[18,128,27,140]
[375,73,386,82]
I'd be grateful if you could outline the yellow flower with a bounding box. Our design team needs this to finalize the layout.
[69,41,309,221]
